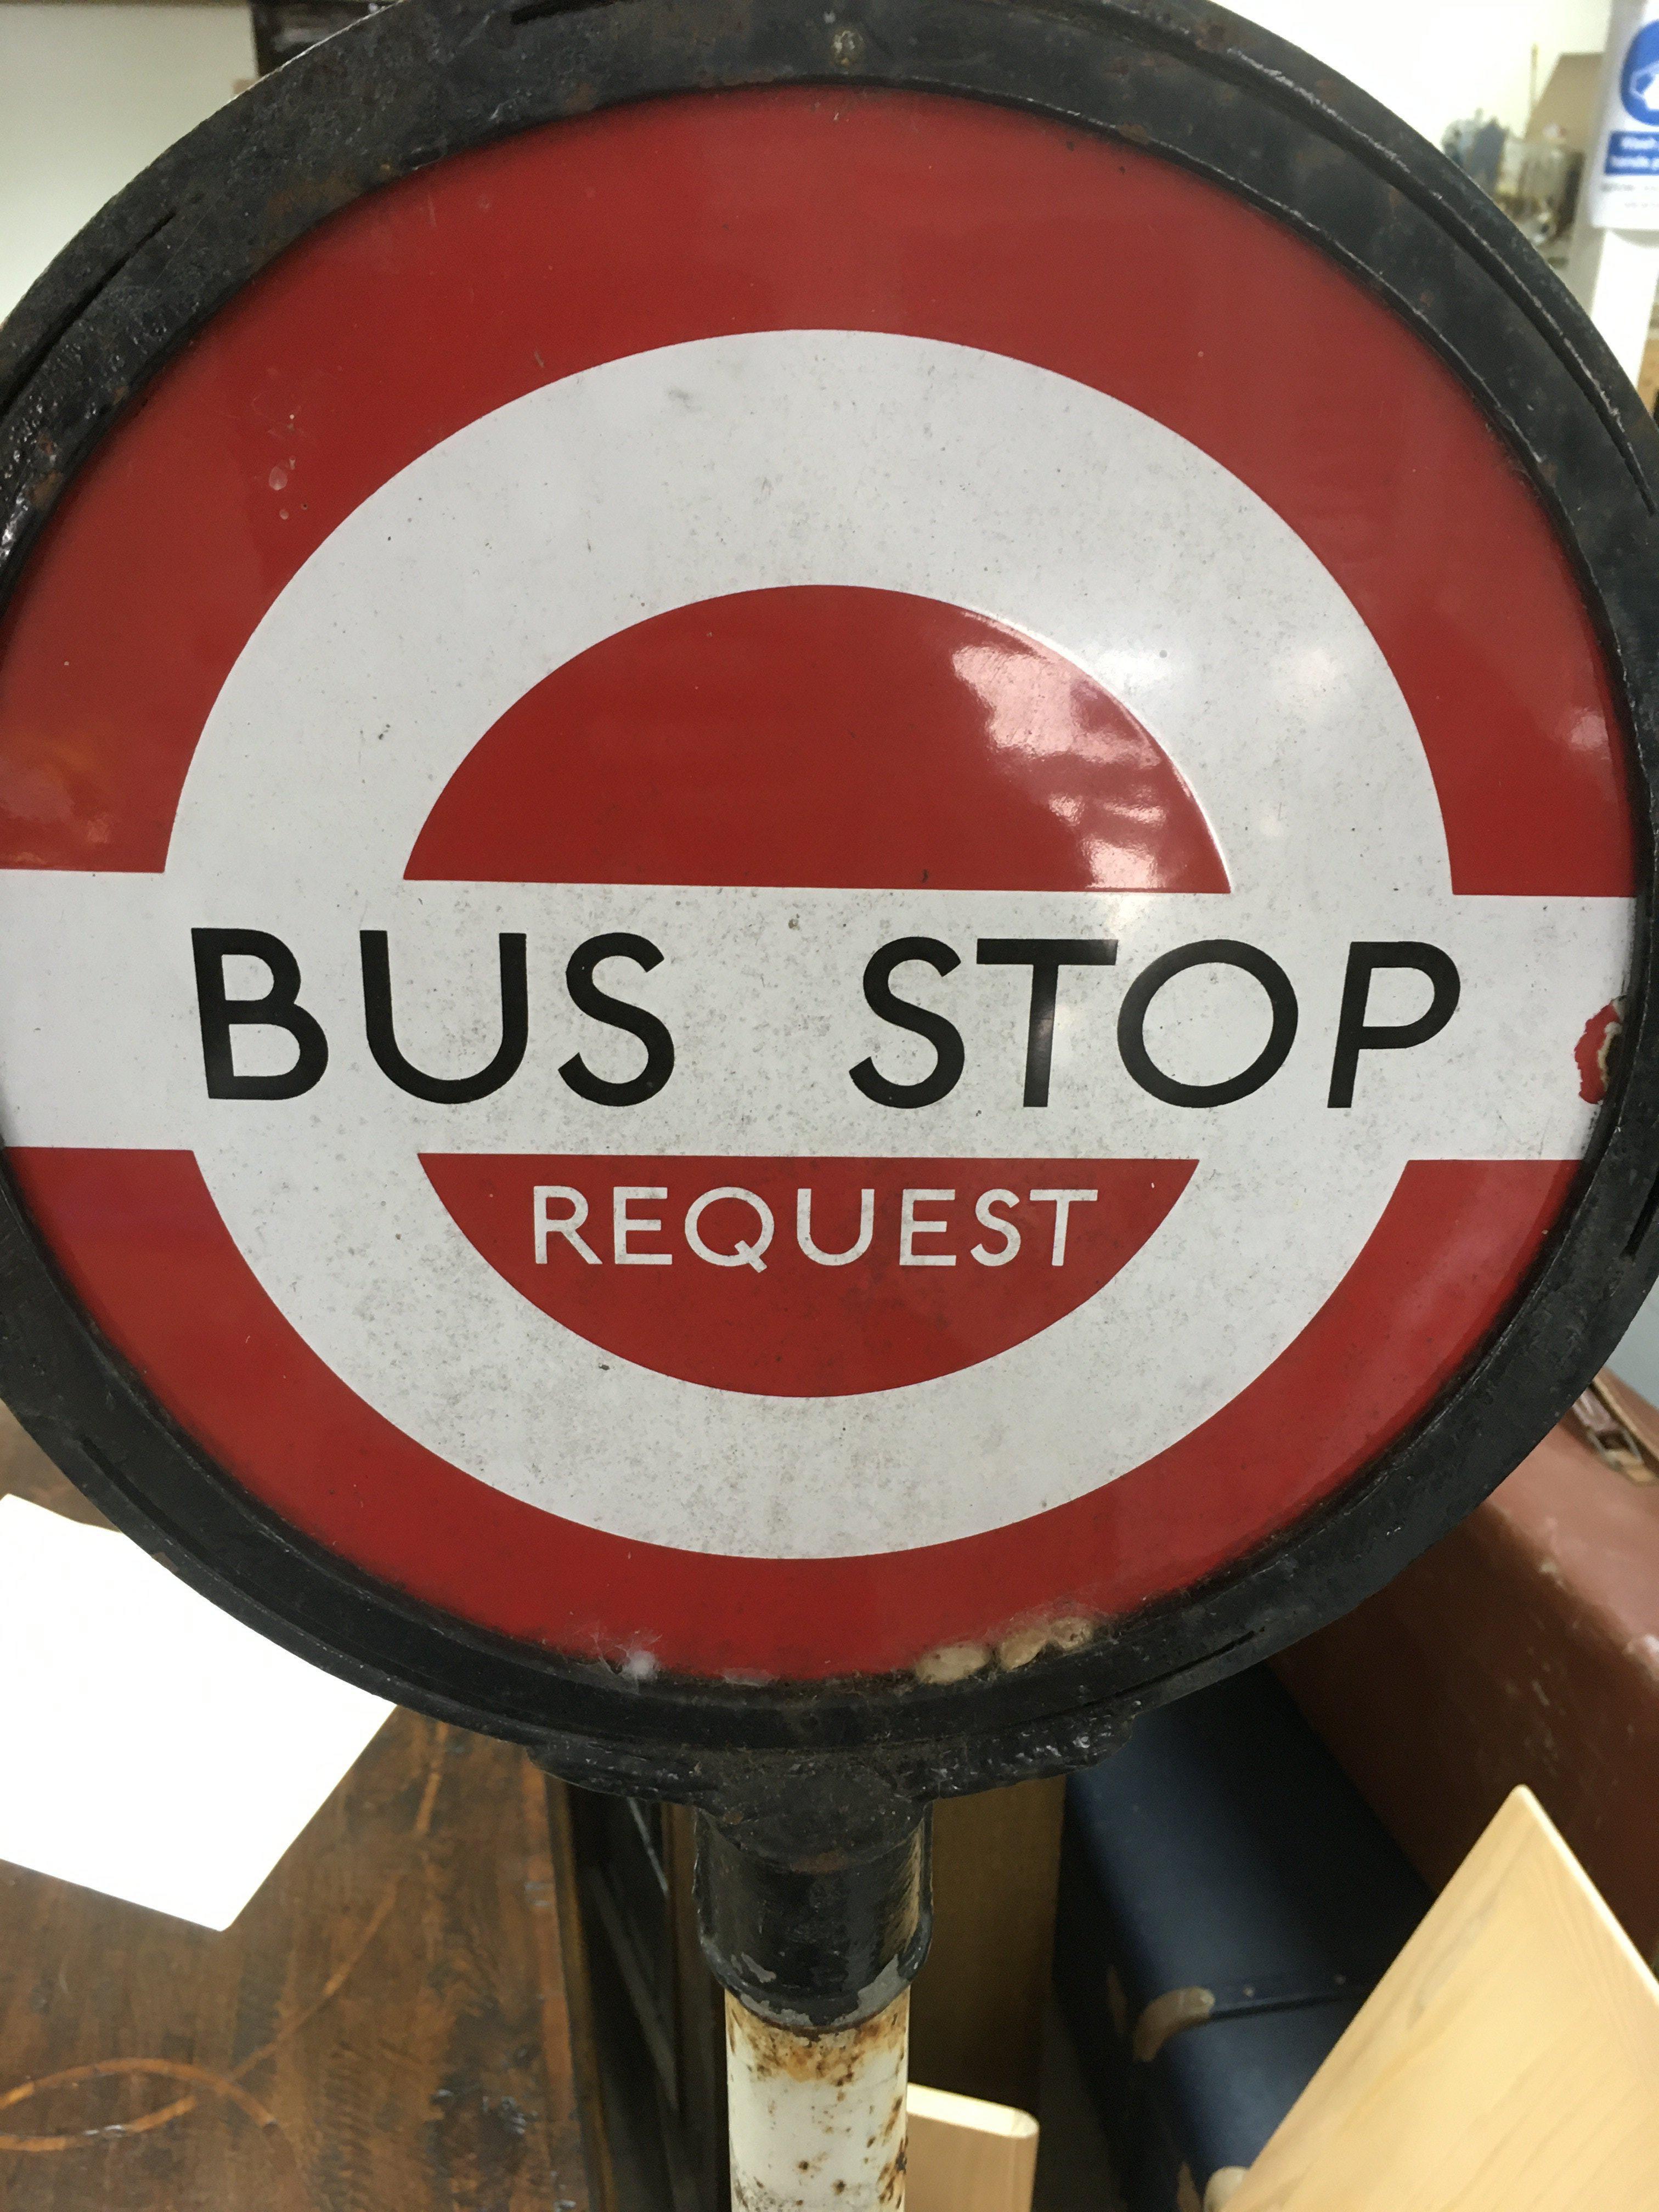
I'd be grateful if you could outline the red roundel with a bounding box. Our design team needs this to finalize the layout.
[415,584,1216,1396]
[408,588,1229,896]
[0,87,1634,1681]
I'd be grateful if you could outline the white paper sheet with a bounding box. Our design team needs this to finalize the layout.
[0,1494,393,1928]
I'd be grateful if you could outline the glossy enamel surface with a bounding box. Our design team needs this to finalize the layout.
[0,81,1643,1688]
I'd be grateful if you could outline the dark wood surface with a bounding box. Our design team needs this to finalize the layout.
[0,1409,591,2212]
[1277,1410,1659,1963]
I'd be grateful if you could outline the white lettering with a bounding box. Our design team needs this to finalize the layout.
[797,1187,875,1266]
[686,1187,774,1272]
[534,1185,601,1266]
[970,1189,1022,1268]
[1029,1188,1098,1267]
[536,1182,1094,1271]
[901,1188,956,1267]
[614,1186,672,1265]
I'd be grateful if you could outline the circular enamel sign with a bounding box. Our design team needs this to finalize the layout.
[2,1,1657,1780]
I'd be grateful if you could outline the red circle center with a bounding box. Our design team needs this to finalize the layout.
[412,585,1223,1393]
[406,585,1228,892]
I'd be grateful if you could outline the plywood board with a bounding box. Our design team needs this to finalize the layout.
[908,2081,1039,2212]
[1223,1786,1659,2212]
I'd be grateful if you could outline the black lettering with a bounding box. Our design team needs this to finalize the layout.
[850,938,964,1109]
[1327,941,1461,1109]
[977,937,1117,1106]
[192,927,329,1101]
[1119,939,1298,1107]
[361,930,528,1104]
[560,933,675,1107]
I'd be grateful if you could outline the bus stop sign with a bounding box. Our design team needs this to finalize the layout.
[2,0,1658,1796]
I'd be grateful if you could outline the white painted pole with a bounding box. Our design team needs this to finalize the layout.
[725,1988,910,2212]
[1565,222,1659,383]
[1565,0,1659,385]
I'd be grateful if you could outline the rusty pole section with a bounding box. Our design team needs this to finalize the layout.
[725,1989,910,2210]
[695,1767,930,2210]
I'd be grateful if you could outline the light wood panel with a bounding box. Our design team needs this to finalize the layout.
[1223,1786,1659,2212]
[909,1777,1064,2113]
[908,2081,1039,2212]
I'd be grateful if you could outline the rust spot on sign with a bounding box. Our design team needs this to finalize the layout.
[1576,999,1624,1104]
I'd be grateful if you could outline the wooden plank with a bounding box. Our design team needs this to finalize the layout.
[907,2081,1039,2212]
[910,1778,1064,2113]
[0,1408,590,2211]
[1221,1787,1659,2212]
[545,1779,619,2212]
[661,1802,728,2208]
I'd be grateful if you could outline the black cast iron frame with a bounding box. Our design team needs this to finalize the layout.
[2,0,1658,1806]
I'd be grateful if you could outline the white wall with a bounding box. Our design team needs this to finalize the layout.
[1609,1296,1659,1400]
[1234,0,1613,146]
[0,3,255,323]
[0,1,1623,323]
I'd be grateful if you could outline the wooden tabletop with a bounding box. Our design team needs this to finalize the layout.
[0,1409,590,2212]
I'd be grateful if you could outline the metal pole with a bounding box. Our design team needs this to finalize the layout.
[694,1768,930,2211]
[724,1988,910,2210]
